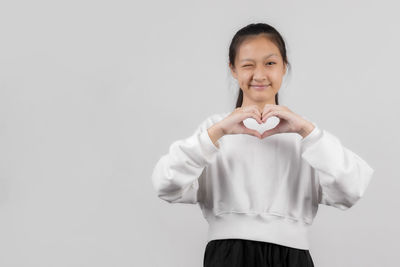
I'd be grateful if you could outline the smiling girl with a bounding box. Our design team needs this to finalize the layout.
[151,22,374,267]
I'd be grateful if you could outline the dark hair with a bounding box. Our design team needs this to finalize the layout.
[228,23,291,108]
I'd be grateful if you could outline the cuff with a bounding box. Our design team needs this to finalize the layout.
[300,122,323,153]
[198,129,220,163]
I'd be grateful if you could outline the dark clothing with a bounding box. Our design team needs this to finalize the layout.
[203,238,315,267]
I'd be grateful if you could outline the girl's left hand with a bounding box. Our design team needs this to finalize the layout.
[260,104,315,139]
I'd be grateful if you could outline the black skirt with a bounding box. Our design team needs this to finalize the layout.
[203,238,315,267]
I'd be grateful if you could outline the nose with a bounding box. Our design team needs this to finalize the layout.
[253,65,267,81]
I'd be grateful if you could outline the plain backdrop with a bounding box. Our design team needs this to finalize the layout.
[0,0,399,266]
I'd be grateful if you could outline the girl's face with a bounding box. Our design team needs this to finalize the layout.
[229,35,287,109]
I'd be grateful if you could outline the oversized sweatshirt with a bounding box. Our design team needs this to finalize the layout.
[150,111,375,250]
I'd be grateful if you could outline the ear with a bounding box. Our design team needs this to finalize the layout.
[229,63,238,79]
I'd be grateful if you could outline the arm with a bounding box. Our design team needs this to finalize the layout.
[300,123,375,210]
[151,117,221,204]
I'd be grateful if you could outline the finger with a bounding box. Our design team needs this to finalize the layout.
[243,127,262,139]
[263,103,275,112]
[262,109,289,123]
[243,105,262,115]
[251,107,262,120]
[262,104,286,117]
[251,108,262,124]
[262,104,277,119]
[261,126,280,139]
[244,106,262,122]
[243,110,263,124]
[262,108,278,122]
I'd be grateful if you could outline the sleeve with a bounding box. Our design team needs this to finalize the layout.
[150,116,220,204]
[300,122,375,211]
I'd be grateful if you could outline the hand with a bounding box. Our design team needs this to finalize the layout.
[260,104,315,139]
[218,105,264,139]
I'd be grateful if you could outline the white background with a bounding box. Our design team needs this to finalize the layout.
[0,0,398,266]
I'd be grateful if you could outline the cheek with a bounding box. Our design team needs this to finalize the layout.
[239,73,251,83]
[270,73,282,84]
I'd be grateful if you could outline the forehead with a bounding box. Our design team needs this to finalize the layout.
[237,36,280,61]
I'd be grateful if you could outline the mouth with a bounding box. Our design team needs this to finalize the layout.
[250,84,270,90]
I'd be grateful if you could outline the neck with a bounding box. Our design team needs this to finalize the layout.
[241,97,276,112]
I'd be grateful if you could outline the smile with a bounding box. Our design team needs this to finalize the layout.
[250,85,270,90]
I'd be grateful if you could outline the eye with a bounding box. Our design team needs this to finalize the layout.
[266,62,276,65]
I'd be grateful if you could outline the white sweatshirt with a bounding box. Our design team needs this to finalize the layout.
[151,111,375,250]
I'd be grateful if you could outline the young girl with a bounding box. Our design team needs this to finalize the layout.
[151,23,374,267]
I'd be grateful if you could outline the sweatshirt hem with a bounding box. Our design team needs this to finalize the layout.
[206,212,311,250]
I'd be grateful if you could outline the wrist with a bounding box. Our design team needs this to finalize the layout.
[207,124,225,148]
[208,123,225,138]
[298,121,315,138]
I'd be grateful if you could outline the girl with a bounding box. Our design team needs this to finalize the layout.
[151,23,374,267]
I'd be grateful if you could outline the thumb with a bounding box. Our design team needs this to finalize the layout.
[242,128,262,139]
[261,127,280,139]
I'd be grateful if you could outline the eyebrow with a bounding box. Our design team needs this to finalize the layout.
[240,53,278,62]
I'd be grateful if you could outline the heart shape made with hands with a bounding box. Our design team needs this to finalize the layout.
[243,116,280,135]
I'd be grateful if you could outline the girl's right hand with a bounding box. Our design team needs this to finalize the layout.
[218,105,264,139]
